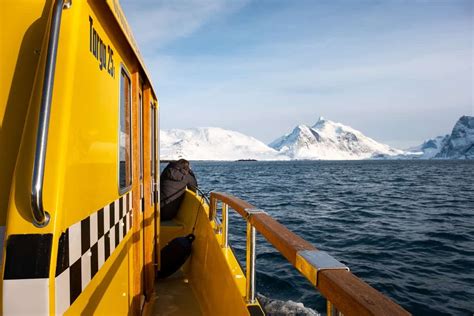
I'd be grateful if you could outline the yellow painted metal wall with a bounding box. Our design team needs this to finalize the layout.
[0,1,54,310]
[1,0,158,314]
[0,0,52,226]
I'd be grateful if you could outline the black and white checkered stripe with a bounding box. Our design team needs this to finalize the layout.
[55,191,133,314]
[2,228,53,315]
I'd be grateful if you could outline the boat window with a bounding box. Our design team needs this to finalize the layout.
[119,67,132,193]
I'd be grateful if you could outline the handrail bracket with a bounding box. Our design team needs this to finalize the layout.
[296,250,349,286]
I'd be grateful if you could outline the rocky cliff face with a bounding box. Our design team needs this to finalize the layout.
[406,135,449,159]
[435,116,474,159]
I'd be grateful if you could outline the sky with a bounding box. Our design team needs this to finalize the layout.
[120,0,473,149]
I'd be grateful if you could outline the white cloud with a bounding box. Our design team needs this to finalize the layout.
[120,0,248,51]
[149,43,472,146]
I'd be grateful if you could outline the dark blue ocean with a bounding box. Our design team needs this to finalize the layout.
[174,161,474,315]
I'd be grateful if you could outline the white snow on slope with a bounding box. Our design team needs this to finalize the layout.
[160,127,287,161]
[269,117,404,160]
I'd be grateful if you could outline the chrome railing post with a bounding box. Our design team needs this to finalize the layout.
[246,222,256,303]
[31,0,71,228]
[210,196,217,220]
[222,203,228,248]
[210,196,222,234]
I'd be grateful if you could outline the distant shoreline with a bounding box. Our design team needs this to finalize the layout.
[160,158,473,163]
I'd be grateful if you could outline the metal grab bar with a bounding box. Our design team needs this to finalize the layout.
[210,192,410,316]
[31,0,71,227]
[222,203,228,248]
[245,221,256,303]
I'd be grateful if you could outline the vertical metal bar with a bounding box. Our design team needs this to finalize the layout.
[154,104,159,204]
[327,300,334,316]
[150,103,155,205]
[139,91,143,212]
[153,102,160,268]
[210,196,217,220]
[222,203,228,248]
[31,0,71,228]
[246,222,256,303]
[327,300,342,316]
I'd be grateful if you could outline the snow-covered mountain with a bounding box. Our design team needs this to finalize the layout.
[269,117,404,160]
[160,116,473,161]
[435,116,474,159]
[405,116,474,159]
[160,127,287,161]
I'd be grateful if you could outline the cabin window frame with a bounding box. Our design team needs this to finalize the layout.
[118,64,133,195]
[150,101,155,205]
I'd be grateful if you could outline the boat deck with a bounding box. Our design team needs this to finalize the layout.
[147,271,202,316]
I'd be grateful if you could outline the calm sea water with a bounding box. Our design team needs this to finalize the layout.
[173,161,474,315]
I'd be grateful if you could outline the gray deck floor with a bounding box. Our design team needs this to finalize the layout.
[148,271,203,316]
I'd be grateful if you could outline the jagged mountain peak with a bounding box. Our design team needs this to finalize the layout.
[313,116,326,126]
[312,116,344,131]
[435,116,474,159]
[270,117,403,160]
[458,115,474,126]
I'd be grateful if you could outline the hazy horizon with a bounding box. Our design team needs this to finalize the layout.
[121,0,473,149]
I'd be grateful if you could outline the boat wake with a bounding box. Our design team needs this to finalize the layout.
[258,294,320,316]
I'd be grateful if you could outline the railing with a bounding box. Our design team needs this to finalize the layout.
[30,0,71,227]
[209,192,410,316]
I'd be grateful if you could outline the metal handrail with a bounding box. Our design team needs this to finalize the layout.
[31,0,71,227]
[210,192,410,316]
